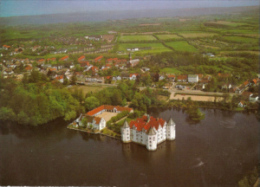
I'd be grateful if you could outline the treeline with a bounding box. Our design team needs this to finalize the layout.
[0,74,84,126]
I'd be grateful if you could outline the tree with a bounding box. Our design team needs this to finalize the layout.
[70,74,77,85]
[85,96,100,111]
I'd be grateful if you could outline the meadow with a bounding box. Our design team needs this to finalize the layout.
[165,41,198,52]
[119,35,157,42]
[118,43,172,54]
[178,32,218,38]
[221,36,258,44]
[155,34,182,40]
[160,67,182,74]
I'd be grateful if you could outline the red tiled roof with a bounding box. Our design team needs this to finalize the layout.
[78,55,85,62]
[243,80,249,86]
[87,105,133,116]
[94,56,103,62]
[167,75,175,78]
[105,76,112,79]
[177,74,188,80]
[49,68,57,71]
[129,115,165,132]
[3,45,11,48]
[55,75,63,80]
[94,117,101,124]
[38,59,45,62]
[25,66,32,71]
[130,73,138,77]
[60,55,69,61]
[91,66,98,71]
[252,79,257,84]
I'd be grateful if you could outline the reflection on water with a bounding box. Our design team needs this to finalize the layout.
[0,109,259,186]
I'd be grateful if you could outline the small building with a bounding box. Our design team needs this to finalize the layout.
[78,55,85,62]
[188,74,199,83]
[177,75,188,82]
[249,94,259,103]
[121,115,176,151]
[238,101,246,108]
[87,105,133,116]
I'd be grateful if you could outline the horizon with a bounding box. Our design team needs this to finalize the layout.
[1,0,259,18]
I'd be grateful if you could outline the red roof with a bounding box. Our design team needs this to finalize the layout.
[129,115,166,132]
[78,55,85,62]
[167,75,175,78]
[38,59,45,62]
[130,73,138,77]
[49,68,57,71]
[94,56,103,62]
[87,105,133,116]
[25,66,32,71]
[177,74,188,80]
[252,79,257,84]
[243,80,249,86]
[91,66,98,72]
[80,61,90,67]
[60,55,69,61]
[105,76,112,79]
[3,45,10,48]
[55,75,63,80]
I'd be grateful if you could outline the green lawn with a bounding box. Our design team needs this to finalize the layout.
[118,43,172,54]
[161,68,182,74]
[119,35,157,42]
[156,34,182,40]
[165,41,198,52]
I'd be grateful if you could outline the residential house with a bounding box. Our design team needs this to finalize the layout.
[129,73,138,81]
[167,75,175,82]
[2,45,11,50]
[188,74,199,83]
[55,75,64,83]
[94,56,103,63]
[59,55,69,62]
[249,94,259,103]
[177,75,188,82]
[238,101,246,108]
[78,55,85,62]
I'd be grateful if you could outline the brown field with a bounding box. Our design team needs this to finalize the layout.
[179,33,217,38]
[171,94,223,102]
[179,19,191,22]
[139,23,161,26]
[220,51,260,56]
[96,112,118,122]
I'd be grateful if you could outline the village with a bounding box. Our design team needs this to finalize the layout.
[1,36,259,109]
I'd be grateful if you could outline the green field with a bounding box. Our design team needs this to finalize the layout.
[119,35,157,42]
[160,68,182,74]
[178,32,218,38]
[221,36,258,43]
[118,43,172,54]
[165,41,198,52]
[156,34,182,40]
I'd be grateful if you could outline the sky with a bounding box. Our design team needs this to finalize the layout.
[0,0,259,17]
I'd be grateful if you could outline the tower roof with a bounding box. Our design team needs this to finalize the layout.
[122,120,130,128]
[167,118,175,126]
[147,127,156,135]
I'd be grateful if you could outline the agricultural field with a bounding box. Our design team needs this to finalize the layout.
[204,20,249,27]
[165,41,198,52]
[221,36,258,44]
[178,32,218,38]
[119,35,157,42]
[118,43,172,54]
[155,34,182,40]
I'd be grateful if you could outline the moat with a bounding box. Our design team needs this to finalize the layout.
[0,109,259,186]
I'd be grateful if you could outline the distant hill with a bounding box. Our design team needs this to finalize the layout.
[0,6,258,26]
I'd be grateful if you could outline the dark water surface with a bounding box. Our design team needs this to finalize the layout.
[0,109,259,186]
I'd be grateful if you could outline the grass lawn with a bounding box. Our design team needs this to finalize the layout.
[178,32,218,38]
[68,85,114,95]
[165,41,198,52]
[156,34,182,40]
[119,35,157,42]
[161,67,182,74]
[118,43,172,54]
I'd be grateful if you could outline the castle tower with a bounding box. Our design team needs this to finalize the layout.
[166,118,176,140]
[121,120,131,143]
[146,127,157,151]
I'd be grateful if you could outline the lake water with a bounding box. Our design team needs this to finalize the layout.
[0,109,259,186]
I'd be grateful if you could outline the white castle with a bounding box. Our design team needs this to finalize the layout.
[121,115,176,151]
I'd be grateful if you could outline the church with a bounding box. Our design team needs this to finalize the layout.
[121,115,176,151]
